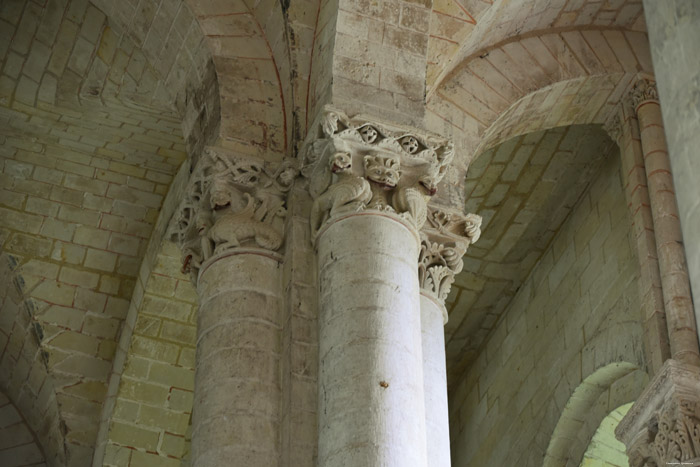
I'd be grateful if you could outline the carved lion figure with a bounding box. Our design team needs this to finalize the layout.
[207,183,285,253]
[364,155,401,209]
[309,152,372,240]
[393,163,441,230]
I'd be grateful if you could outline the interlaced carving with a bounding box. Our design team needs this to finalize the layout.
[616,360,700,467]
[631,77,659,109]
[170,147,298,277]
[644,400,700,466]
[302,107,454,234]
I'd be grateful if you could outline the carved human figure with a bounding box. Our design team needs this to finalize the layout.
[364,155,401,210]
[309,152,372,239]
[393,163,441,230]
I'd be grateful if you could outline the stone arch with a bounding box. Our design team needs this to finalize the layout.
[91,159,195,465]
[1,0,220,156]
[99,237,197,466]
[184,0,293,158]
[428,26,653,165]
[544,364,647,467]
[427,0,647,97]
[579,402,633,467]
[0,254,66,465]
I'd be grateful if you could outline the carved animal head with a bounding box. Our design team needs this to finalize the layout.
[278,167,298,187]
[364,155,401,189]
[418,164,442,196]
[330,152,352,173]
[209,179,232,209]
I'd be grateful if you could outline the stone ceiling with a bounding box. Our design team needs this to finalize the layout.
[444,124,616,387]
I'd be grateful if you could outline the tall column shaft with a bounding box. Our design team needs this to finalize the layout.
[420,294,450,467]
[610,108,670,375]
[316,212,427,467]
[193,251,283,466]
[635,94,700,367]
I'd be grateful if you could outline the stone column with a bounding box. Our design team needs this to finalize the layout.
[303,108,456,467]
[195,250,282,466]
[605,109,670,375]
[317,211,426,466]
[171,148,298,467]
[417,209,481,467]
[631,78,700,367]
[641,0,700,337]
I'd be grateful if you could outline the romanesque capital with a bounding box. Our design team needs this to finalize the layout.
[631,76,659,110]
[301,107,455,239]
[170,147,298,278]
[615,359,700,467]
[418,206,482,310]
[604,113,623,144]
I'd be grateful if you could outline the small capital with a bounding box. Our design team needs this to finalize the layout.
[631,77,659,110]
[418,206,482,308]
[604,113,623,144]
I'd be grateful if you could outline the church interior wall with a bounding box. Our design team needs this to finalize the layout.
[0,0,698,466]
[448,150,646,467]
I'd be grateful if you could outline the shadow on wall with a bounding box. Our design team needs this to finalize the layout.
[0,253,66,465]
[0,389,48,467]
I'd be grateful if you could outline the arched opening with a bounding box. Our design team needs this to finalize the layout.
[579,402,632,467]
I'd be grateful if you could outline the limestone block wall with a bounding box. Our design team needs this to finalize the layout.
[330,0,431,127]
[0,0,219,156]
[449,150,646,467]
[0,251,65,465]
[0,99,186,463]
[0,391,46,466]
[102,241,196,467]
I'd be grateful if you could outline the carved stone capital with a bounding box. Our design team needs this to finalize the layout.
[418,206,482,311]
[615,359,700,467]
[170,147,298,278]
[631,77,659,111]
[604,113,623,144]
[302,107,454,238]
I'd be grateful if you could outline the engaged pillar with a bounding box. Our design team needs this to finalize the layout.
[631,77,700,367]
[418,210,481,467]
[172,148,298,466]
[304,108,455,466]
[614,77,700,467]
